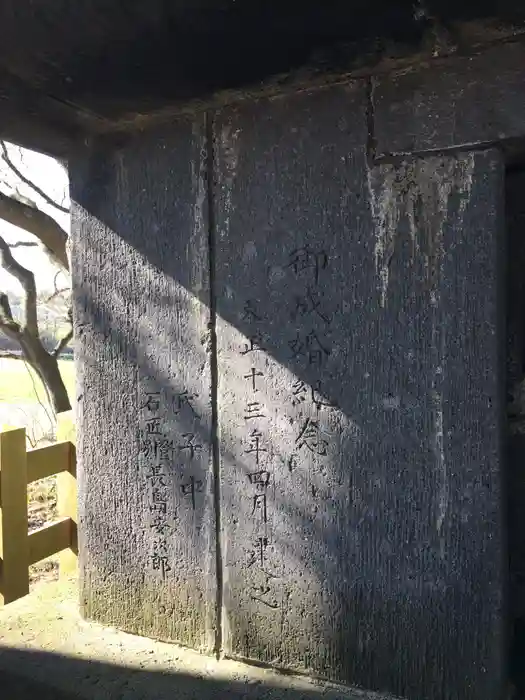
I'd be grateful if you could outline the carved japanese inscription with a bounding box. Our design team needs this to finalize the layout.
[213,87,504,700]
[215,88,369,674]
[72,118,215,652]
[139,382,174,578]
[139,378,207,579]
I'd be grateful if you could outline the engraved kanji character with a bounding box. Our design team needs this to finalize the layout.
[247,536,268,568]
[150,516,171,536]
[178,433,202,460]
[154,539,168,554]
[287,246,328,285]
[180,476,204,510]
[173,390,199,419]
[244,401,264,421]
[146,464,167,488]
[288,331,330,367]
[295,418,329,456]
[145,417,163,436]
[252,493,267,523]
[149,499,167,516]
[151,540,171,578]
[142,391,161,413]
[244,429,267,465]
[157,439,176,461]
[248,470,271,490]
[244,367,264,392]
[292,379,333,410]
[293,286,331,325]
[240,334,264,355]
[151,487,169,507]
[251,577,279,609]
[140,438,156,458]
[291,379,308,406]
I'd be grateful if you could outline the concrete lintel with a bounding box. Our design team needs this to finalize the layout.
[373,40,525,158]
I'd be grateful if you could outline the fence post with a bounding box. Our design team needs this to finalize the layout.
[0,427,29,604]
[57,411,77,577]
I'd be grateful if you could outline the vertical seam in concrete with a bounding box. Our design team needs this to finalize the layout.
[366,76,377,164]
[205,109,223,658]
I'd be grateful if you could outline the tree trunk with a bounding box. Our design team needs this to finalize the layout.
[33,351,71,414]
[19,331,71,413]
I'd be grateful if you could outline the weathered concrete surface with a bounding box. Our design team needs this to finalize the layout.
[70,120,216,651]
[214,78,506,700]
[215,82,371,675]
[507,168,525,622]
[374,41,525,156]
[0,577,386,700]
[70,76,507,700]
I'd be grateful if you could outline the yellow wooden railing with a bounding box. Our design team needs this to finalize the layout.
[0,411,77,605]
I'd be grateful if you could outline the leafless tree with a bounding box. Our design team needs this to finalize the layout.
[0,141,72,413]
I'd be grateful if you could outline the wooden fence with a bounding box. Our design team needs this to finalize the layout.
[0,411,77,605]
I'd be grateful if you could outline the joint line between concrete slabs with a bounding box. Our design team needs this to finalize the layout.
[373,139,508,164]
[205,108,223,658]
[365,76,377,164]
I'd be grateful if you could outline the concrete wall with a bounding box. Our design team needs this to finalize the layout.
[71,122,216,650]
[70,45,513,700]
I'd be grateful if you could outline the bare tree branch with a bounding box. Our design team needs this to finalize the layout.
[44,287,69,304]
[20,358,55,427]
[53,270,62,294]
[0,291,14,321]
[52,327,73,358]
[0,349,22,358]
[8,241,38,249]
[19,330,71,413]
[0,291,21,338]
[0,235,38,334]
[9,187,37,208]
[1,141,70,214]
[0,303,22,347]
[0,147,72,415]
[0,191,69,270]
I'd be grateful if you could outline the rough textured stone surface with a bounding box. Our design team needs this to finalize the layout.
[214,81,505,699]
[507,168,525,621]
[70,79,508,700]
[70,120,216,651]
[374,41,525,156]
[507,168,525,698]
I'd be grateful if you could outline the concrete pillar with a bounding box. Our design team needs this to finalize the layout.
[214,84,506,700]
[71,83,506,700]
[70,121,217,651]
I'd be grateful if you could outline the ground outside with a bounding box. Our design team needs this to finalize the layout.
[0,577,383,700]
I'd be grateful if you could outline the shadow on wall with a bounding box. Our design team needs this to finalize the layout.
[507,166,525,698]
[0,645,350,700]
[70,90,504,700]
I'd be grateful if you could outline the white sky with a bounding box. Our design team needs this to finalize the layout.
[0,143,69,294]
